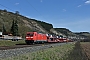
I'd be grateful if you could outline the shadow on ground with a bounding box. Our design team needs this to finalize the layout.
[16,43,27,45]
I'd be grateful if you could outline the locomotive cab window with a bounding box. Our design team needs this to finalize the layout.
[27,33,33,36]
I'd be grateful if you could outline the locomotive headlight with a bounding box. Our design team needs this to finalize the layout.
[26,37,29,38]
[30,37,33,38]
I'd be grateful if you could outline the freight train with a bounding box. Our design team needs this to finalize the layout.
[25,32,71,44]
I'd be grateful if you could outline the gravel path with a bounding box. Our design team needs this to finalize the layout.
[0,43,68,59]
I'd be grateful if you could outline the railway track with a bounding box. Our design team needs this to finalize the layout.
[0,43,56,50]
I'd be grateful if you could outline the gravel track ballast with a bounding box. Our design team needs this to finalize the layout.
[0,43,67,58]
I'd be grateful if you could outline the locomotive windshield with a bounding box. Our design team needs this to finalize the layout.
[27,33,33,37]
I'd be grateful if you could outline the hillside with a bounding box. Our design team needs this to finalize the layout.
[0,9,90,39]
[74,32,90,38]
[53,28,77,37]
[0,9,53,37]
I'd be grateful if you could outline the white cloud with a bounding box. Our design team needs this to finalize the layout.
[63,9,66,12]
[77,5,82,7]
[25,16,31,18]
[85,0,90,4]
[40,0,43,2]
[15,3,19,5]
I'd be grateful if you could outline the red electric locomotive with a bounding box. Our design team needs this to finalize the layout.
[25,32,69,44]
[25,32,47,44]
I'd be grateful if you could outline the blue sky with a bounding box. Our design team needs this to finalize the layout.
[0,0,90,32]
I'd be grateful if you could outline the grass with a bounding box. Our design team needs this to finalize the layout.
[0,41,88,60]
[0,40,25,46]
[1,43,75,60]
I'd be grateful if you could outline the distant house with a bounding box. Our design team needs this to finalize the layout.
[0,32,2,35]
[0,32,22,40]
[0,32,3,39]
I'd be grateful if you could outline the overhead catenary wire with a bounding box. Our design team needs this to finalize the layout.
[26,0,47,21]
[0,1,44,18]
[26,1,48,23]
[26,0,42,16]
[0,1,47,22]
[0,3,15,12]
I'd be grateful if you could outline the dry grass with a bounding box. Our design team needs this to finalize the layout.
[81,42,90,60]
[62,41,88,60]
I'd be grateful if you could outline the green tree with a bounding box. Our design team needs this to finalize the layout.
[2,24,7,35]
[11,19,18,36]
[11,20,14,35]
[14,20,18,36]
[15,11,19,15]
